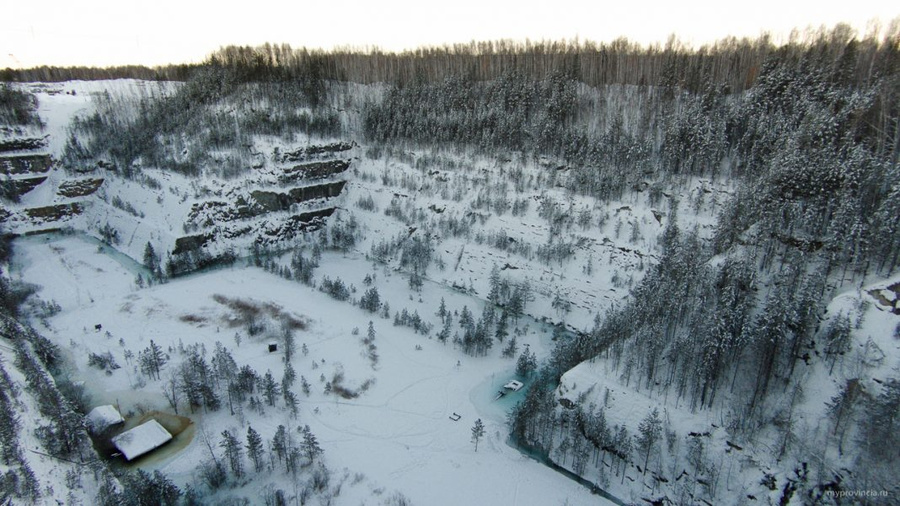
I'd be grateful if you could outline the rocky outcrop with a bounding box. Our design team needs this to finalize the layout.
[0,154,52,175]
[251,181,346,212]
[23,202,84,222]
[172,233,213,256]
[174,207,336,254]
[278,142,353,162]
[187,181,345,227]
[2,177,47,200]
[279,159,351,184]
[57,178,104,198]
[256,208,335,244]
[0,137,46,153]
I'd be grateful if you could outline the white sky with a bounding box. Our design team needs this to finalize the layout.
[3,0,898,69]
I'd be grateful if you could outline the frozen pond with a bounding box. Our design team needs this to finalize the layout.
[12,230,151,279]
[469,368,531,423]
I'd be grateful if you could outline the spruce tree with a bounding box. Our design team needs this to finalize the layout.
[300,425,323,463]
[488,264,501,305]
[272,425,288,464]
[471,418,485,452]
[262,370,280,407]
[220,430,243,478]
[246,426,264,473]
[636,408,662,475]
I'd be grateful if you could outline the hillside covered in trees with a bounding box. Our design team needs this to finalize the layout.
[2,21,900,505]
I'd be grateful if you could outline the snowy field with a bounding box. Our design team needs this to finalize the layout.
[13,233,614,505]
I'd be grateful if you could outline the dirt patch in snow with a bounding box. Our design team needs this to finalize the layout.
[179,313,209,326]
[212,294,307,331]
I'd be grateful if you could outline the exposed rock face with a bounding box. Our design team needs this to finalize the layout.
[279,142,353,162]
[172,233,213,256]
[0,154,52,175]
[251,181,346,212]
[187,181,346,227]
[57,178,104,198]
[279,159,351,184]
[174,207,337,255]
[0,137,46,153]
[23,202,84,222]
[2,177,47,200]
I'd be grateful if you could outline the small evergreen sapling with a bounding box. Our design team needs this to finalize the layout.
[471,418,485,452]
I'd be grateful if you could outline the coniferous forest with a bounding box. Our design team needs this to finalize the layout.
[2,21,900,505]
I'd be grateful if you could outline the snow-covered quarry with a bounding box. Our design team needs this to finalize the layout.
[12,229,613,505]
[1,31,899,505]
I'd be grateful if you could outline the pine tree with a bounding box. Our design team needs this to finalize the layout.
[458,305,473,330]
[282,362,296,392]
[282,322,296,363]
[148,471,181,506]
[508,285,525,322]
[272,425,288,464]
[860,377,900,461]
[495,309,509,343]
[471,418,485,452]
[262,370,280,406]
[284,390,299,418]
[636,408,662,475]
[437,297,447,323]
[300,375,311,396]
[220,430,243,478]
[183,348,219,412]
[822,313,852,375]
[360,287,381,313]
[19,461,40,501]
[488,264,501,305]
[162,373,181,415]
[300,425,323,463]
[615,426,632,483]
[502,336,518,358]
[139,340,167,380]
[212,342,238,389]
[437,316,451,344]
[143,241,161,280]
[246,426,264,472]
[516,345,537,376]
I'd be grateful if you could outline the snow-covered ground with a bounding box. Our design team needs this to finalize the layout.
[12,77,888,505]
[13,233,614,505]
[2,78,744,504]
[555,274,900,505]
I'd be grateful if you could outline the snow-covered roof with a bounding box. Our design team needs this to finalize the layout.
[504,380,524,391]
[85,405,124,433]
[111,420,173,461]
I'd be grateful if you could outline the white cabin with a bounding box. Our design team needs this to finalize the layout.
[111,420,173,461]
